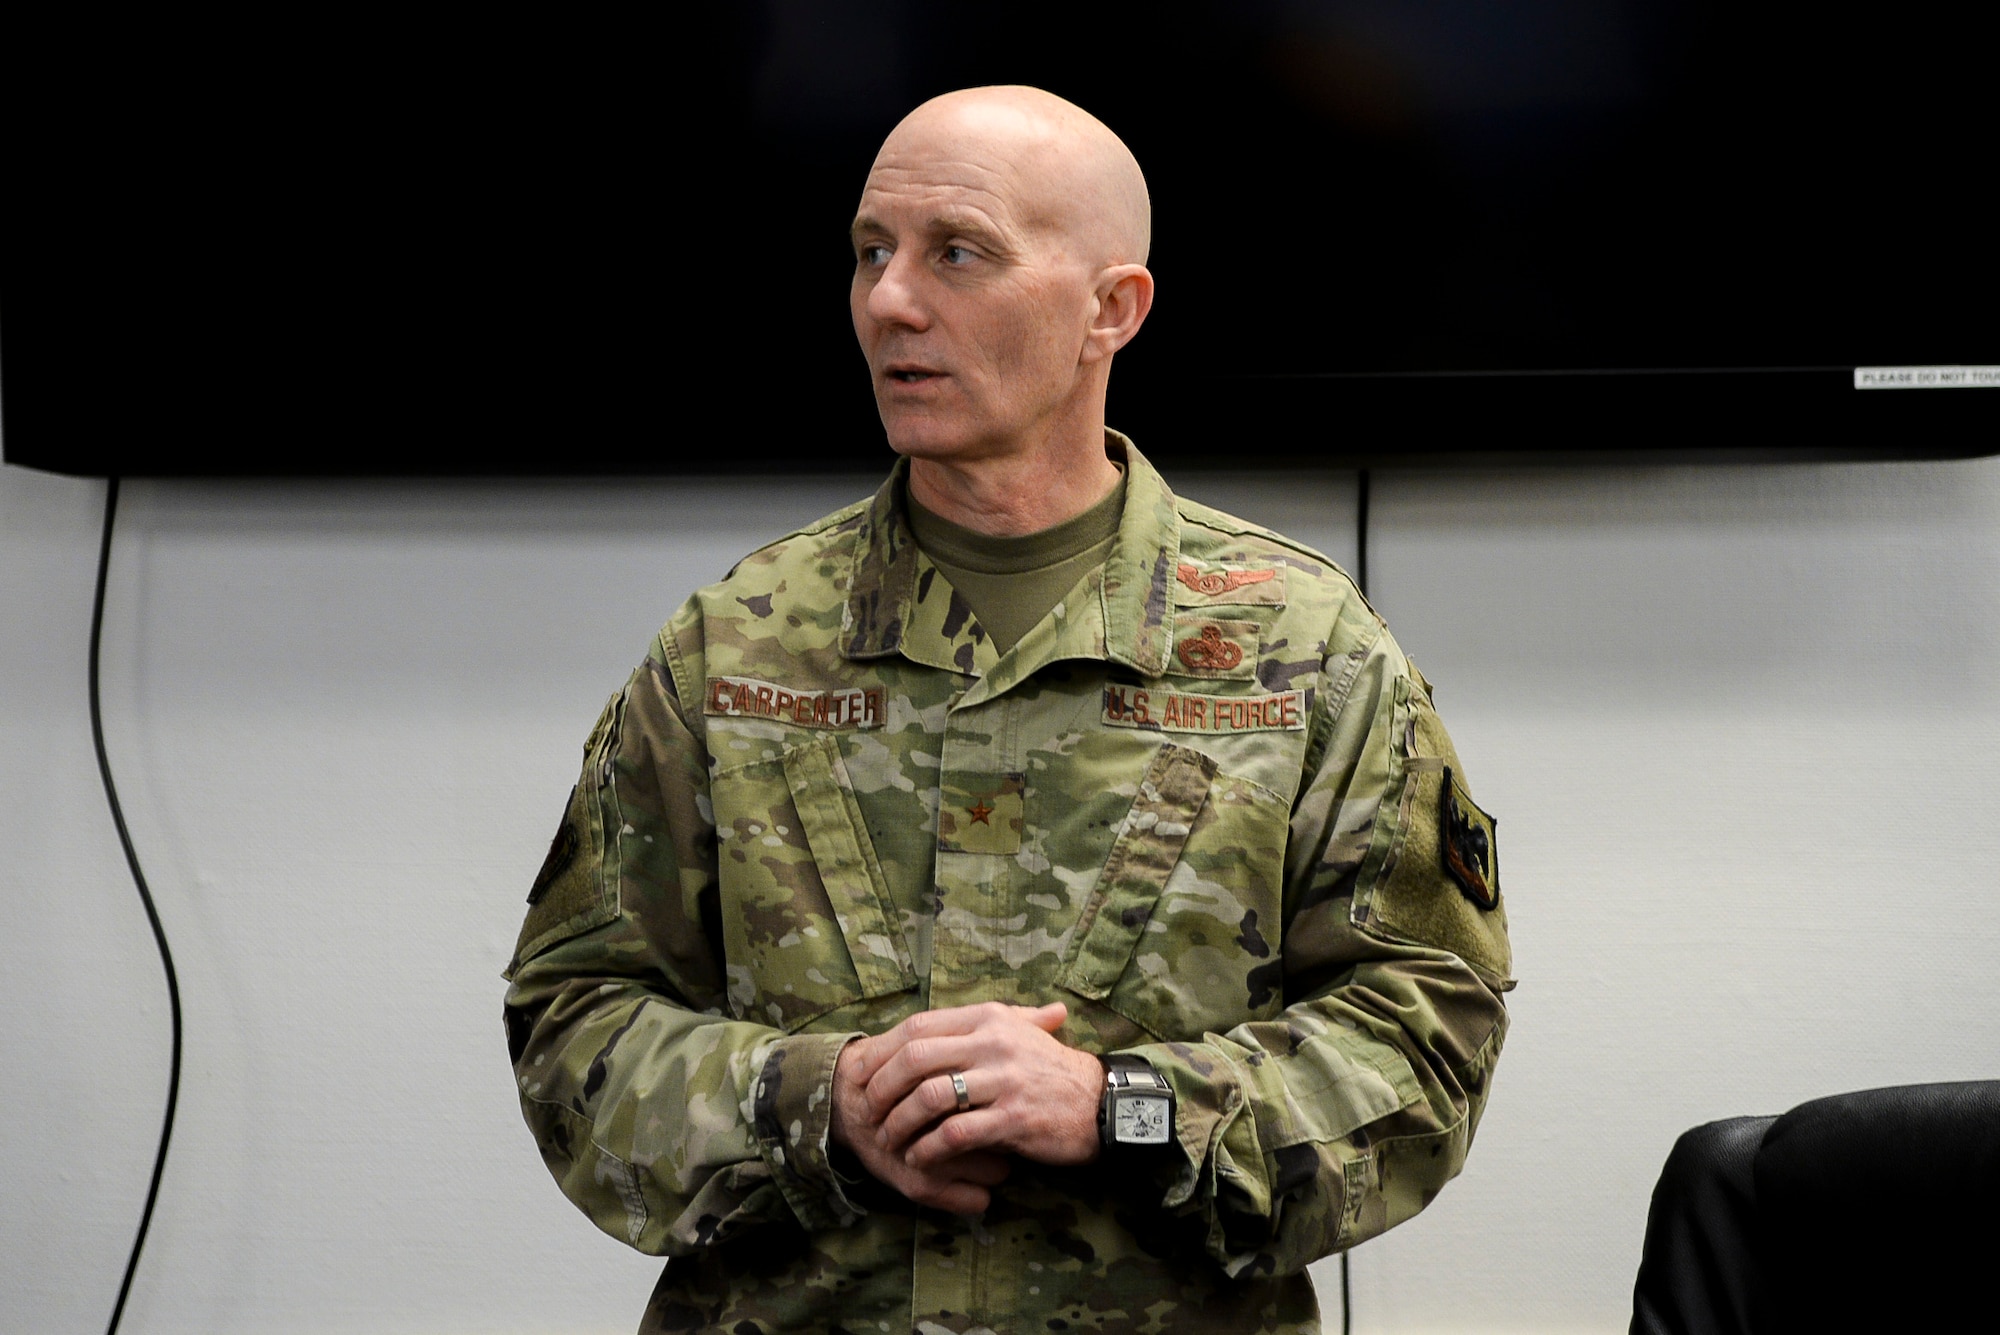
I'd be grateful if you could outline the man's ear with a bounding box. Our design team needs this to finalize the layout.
[1080,264,1154,364]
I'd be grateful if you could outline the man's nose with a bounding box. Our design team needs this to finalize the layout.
[865,250,930,331]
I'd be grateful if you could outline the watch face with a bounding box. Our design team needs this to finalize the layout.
[1114,1091,1172,1145]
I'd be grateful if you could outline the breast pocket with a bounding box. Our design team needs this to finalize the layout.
[710,734,918,1031]
[1057,742,1291,1041]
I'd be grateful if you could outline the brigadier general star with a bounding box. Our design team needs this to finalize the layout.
[503,84,1513,1333]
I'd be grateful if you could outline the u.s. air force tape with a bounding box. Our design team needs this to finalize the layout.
[1102,683,1306,734]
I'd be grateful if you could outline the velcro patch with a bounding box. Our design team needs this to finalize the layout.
[526,810,577,905]
[704,674,884,730]
[1441,766,1499,909]
[1103,683,1306,734]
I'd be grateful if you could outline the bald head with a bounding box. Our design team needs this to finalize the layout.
[874,86,1151,267]
[849,87,1156,522]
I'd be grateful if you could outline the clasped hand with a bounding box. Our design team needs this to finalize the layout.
[829,1001,1104,1214]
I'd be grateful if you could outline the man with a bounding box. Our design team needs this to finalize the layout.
[504,86,1512,1334]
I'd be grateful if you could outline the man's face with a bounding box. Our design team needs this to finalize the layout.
[850,121,1098,463]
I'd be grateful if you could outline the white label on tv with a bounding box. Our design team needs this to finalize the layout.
[1854,365,2000,389]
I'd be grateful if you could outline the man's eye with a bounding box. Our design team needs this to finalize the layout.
[857,243,890,267]
[941,245,975,265]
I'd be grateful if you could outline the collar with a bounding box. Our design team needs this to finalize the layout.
[839,430,1180,683]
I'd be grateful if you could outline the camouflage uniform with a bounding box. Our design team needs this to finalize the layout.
[504,438,1513,1334]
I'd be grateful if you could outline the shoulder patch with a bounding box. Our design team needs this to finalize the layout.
[1440,767,1498,909]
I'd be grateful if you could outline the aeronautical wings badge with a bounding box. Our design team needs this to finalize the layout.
[1176,564,1276,597]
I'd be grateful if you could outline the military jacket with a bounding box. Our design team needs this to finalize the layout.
[504,440,1513,1334]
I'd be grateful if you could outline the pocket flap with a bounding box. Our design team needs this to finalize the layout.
[1059,743,1218,1000]
[780,736,918,997]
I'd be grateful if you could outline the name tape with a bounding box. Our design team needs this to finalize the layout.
[705,675,884,730]
[1103,684,1306,734]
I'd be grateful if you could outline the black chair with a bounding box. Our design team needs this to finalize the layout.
[1631,1080,2000,1334]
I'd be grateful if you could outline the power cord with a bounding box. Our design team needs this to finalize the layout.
[1355,468,1370,606]
[1340,467,1370,1335]
[89,476,184,1335]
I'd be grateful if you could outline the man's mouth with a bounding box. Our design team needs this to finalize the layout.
[886,364,943,384]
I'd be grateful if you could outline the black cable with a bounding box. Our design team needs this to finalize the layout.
[1355,468,1371,601]
[1087,473,1378,1324]
[89,476,184,1335]
[1339,468,1370,1335]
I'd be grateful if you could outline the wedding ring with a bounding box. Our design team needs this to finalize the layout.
[949,1071,971,1113]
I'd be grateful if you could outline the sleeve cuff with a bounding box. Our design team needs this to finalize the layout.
[744,1030,866,1231]
[1130,1040,1247,1204]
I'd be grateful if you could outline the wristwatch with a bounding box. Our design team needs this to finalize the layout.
[1098,1054,1175,1151]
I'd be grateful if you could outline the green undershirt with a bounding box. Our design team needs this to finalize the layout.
[906,467,1127,656]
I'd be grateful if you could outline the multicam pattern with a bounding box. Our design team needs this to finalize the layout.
[504,437,1513,1333]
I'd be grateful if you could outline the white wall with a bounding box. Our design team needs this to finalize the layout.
[4,453,1996,1333]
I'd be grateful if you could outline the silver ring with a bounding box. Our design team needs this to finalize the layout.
[949,1071,971,1113]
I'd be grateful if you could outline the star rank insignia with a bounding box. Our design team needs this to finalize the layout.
[937,773,1024,854]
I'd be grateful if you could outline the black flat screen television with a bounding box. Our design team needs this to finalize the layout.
[4,4,1993,476]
